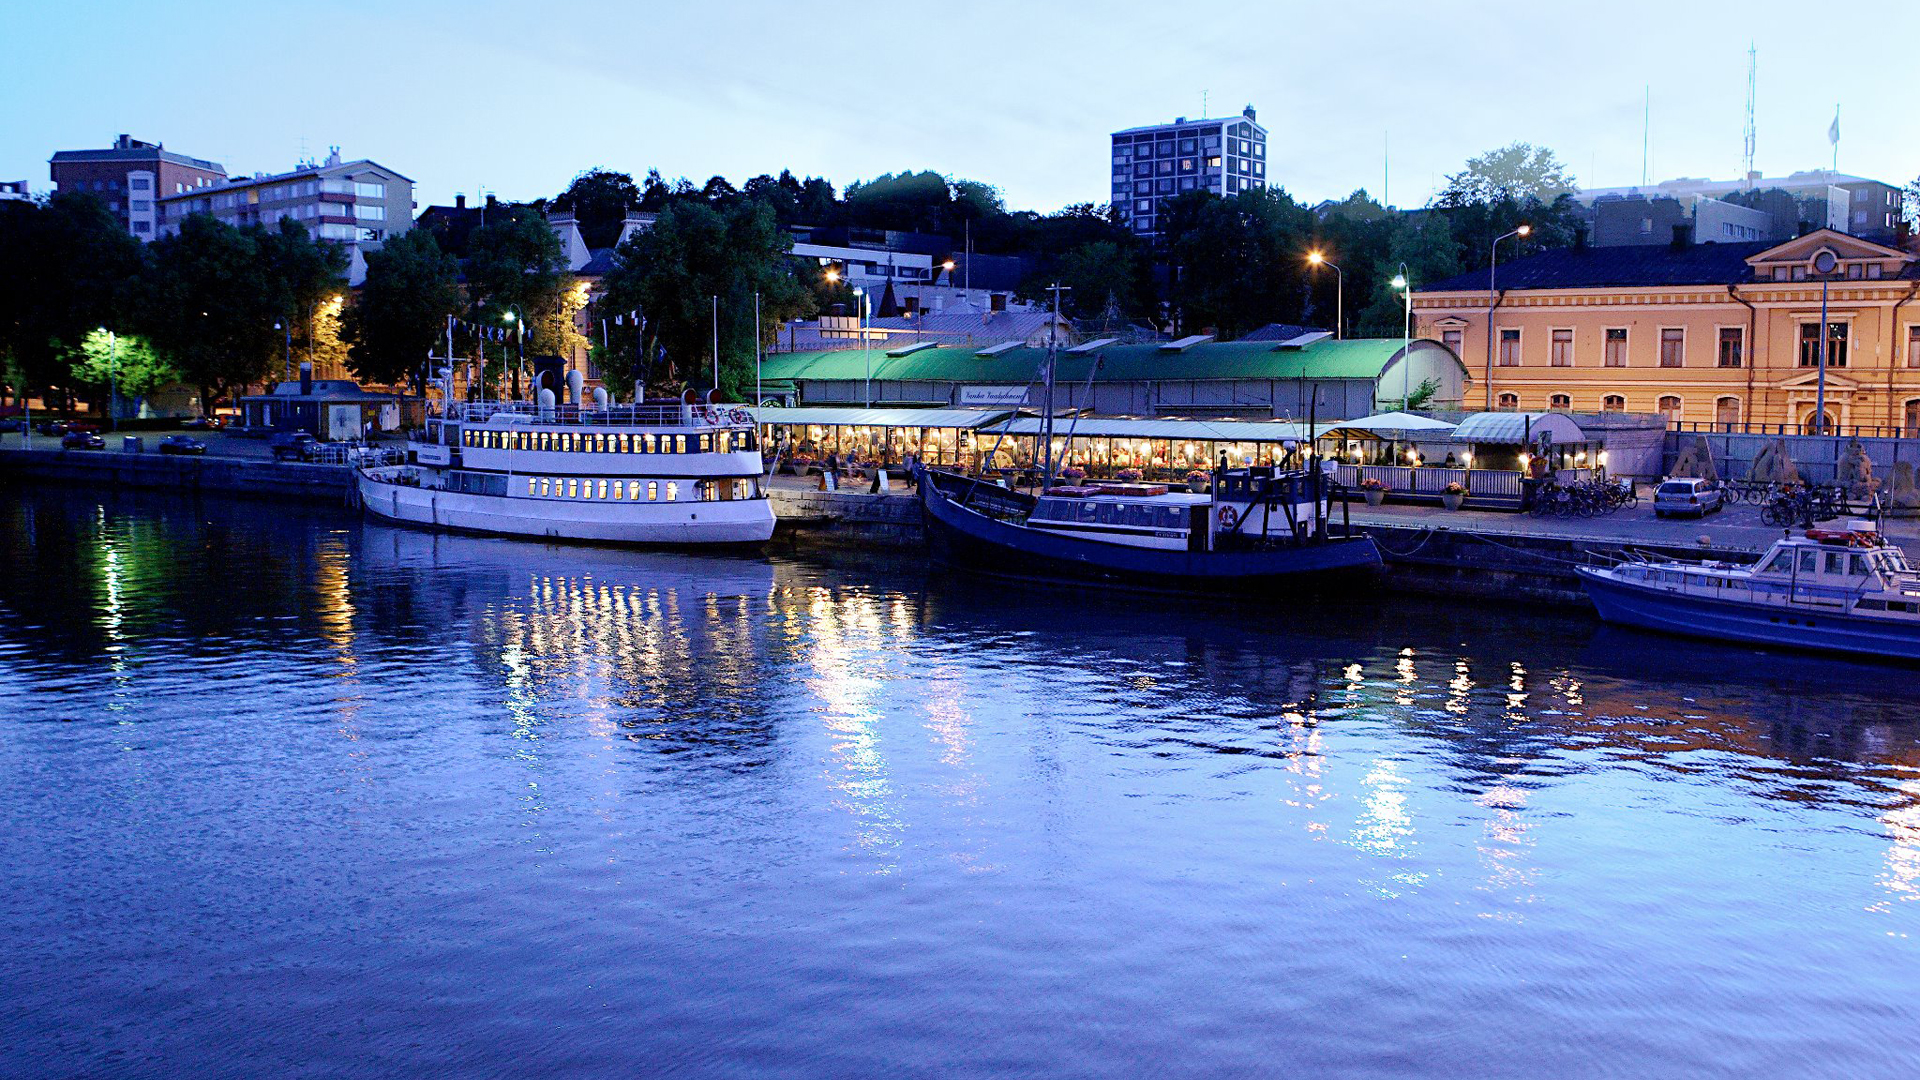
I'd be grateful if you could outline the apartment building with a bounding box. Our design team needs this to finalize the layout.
[1413,228,1920,432]
[48,134,226,238]
[1577,170,1906,243]
[158,149,413,284]
[1110,106,1267,237]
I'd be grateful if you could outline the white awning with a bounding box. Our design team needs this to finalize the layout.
[1450,411,1589,445]
[1325,411,1459,437]
[750,407,1011,429]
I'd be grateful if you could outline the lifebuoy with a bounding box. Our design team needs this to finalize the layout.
[1218,505,1239,529]
[729,407,753,426]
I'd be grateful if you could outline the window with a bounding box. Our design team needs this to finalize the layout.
[1658,396,1682,421]
[1717,327,1743,368]
[1550,329,1572,367]
[1549,393,1571,410]
[566,479,578,498]
[1906,400,1920,438]
[1659,328,1684,368]
[1496,392,1519,410]
[1440,329,1463,355]
[1716,397,1741,431]
[1603,395,1625,411]
[353,181,385,199]
[539,478,551,496]
[527,478,537,496]
[1798,322,1848,367]
[1497,328,1521,366]
[1908,326,1920,368]
[597,480,608,499]
[129,176,150,190]
[1604,328,1627,367]
[354,203,384,220]
[666,481,679,501]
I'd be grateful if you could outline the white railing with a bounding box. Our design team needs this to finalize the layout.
[1334,464,1525,499]
[439,400,755,429]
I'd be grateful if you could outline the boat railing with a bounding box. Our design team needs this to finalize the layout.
[439,399,752,428]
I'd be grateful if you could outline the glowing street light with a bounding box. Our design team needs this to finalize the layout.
[1485,224,1531,410]
[1307,251,1343,339]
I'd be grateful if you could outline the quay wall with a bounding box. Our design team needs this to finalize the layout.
[0,448,352,500]
[1367,524,1759,605]
[770,488,922,548]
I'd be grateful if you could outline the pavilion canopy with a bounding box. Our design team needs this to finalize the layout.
[750,406,1010,429]
[1323,411,1459,438]
[1449,411,1589,445]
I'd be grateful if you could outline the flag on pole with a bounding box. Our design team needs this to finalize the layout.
[1828,107,1840,147]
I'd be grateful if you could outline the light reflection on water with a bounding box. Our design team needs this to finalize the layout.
[3,487,1920,1078]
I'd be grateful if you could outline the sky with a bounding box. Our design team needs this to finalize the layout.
[5,0,1914,216]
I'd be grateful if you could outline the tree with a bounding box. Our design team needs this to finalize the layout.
[136,215,278,407]
[1163,188,1316,337]
[598,199,814,400]
[341,229,462,390]
[1438,143,1578,205]
[551,169,641,249]
[1047,241,1146,322]
[258,217,349,377]
[464,206,568,355]
[0,192,145,411]
[67,329,178,410]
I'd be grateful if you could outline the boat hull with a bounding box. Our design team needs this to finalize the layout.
[1577,567,1920,661]
[918,470,1381,588]
[356,471,775,546]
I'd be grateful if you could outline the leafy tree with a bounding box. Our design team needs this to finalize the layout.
[1439,143,1578,205]
[341,229,462,390]
[67,329,178,408]
[0,192,144,411]
[1046,241,1147,322]
[552,169,642,248]
[1163,188,1315,338]
[136,216,275,407]
[464,206,568,355]
[598,199,814,400]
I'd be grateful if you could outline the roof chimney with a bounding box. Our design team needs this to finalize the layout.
[455,193,466,210]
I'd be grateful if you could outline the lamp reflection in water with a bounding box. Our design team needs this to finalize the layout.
[1873,779,1920,915]
[1474,783,1539,920]
[797,587,904,872]
[1352,757,1426,897]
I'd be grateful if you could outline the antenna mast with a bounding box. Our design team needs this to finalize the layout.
[1742,43,1757,189]
[1641,86,1650,187]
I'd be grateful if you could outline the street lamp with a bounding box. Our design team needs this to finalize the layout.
[853,286,871,408]
[1307,251,1343,339]
[1811,249,1840,435]
[98,327,118,433]
[502,307,526,399]
[1485,224,1531,410]
[1390,266,1413,408]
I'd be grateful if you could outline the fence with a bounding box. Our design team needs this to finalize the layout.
[1670,420,1915,439]
[1663,430,1920,483]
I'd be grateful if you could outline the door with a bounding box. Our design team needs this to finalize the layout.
[328,404,360,441]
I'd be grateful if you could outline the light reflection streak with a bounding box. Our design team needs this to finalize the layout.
[1872,779,1920,915]
[1474,784,1538,919]
[1352,758,1426,896]
[798,589,904,872]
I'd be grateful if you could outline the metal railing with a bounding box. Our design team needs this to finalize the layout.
[439,400,753,428]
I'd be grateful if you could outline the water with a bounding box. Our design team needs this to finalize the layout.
[4,487,1920,1079]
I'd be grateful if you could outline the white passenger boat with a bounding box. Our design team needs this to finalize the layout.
[1577,525,1920,660]
[356,395,774,546]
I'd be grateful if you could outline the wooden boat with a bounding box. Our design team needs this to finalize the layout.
[916,464,1381,588]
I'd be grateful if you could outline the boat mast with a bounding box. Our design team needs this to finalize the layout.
[1042,283,1069,490]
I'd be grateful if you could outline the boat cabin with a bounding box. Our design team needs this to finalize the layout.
[1027,486,1212,551]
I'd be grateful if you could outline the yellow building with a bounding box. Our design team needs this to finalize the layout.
[1413,229,1920,433]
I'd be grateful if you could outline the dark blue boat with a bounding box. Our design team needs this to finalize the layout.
[916,465,1382,588]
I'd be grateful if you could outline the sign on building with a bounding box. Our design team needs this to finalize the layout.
[959,386,1029,407]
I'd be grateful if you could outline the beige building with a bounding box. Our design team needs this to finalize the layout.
[1413,229,1920,433]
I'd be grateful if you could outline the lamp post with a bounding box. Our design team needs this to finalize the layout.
[854,286,871,408]
[1307,251,1343,339]
[100,328,118,433]
[1485,224,1531,410]
[1812,249,1839,435]
[502,307,525,399]
[1390,266,1412,408]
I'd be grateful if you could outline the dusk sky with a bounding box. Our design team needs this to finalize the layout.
[6,0,1913,214]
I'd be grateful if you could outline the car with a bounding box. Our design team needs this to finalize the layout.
[36,420,71,436]
[181,416,224,431]
[1653,478,1723,518]
[157,434,208,456]
[0,418,23,433]
[61,430,105,450]
[268,431,318,462]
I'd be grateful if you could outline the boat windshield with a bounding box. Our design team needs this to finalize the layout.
[1759,550,1793,574]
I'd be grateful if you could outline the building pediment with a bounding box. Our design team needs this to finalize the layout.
[1430,316,1470,328]
[1748,228,1913,269]
[1775,368,1862,392]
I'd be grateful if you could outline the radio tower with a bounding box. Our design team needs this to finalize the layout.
[1742,43,1757,189]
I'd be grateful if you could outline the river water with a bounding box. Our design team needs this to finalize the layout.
[3,488,1919,1078]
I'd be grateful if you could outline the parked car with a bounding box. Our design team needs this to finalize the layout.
[181,416,224,431]
[268,431,318,462]
[157,434,208,456]
[61,430,105,451]
[1653,478,1724,518]
[0,418,23,433]
[37,420,71,436]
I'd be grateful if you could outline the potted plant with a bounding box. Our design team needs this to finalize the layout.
[1360,476,1390,506]
[1442,480,1468,511]
[1185,469,1210,494]
[1060,465,1086,482]
[1114,467,1143,482]
[788,452,816,475]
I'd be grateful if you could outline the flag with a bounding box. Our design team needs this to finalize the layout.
[1828,109,1840,147]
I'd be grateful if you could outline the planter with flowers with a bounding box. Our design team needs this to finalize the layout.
[1114,467,1143,482]
[1185,469,1211,494]
[1059,465,1086,482]
[1360,477,1390,506]
[1442,481,1468,511]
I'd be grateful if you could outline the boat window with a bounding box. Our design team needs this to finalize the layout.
[527,478,537,496]
[567,479,578,498]
[1825,552,1846,575]
[1798,551,1818,573]
[539,478,551,497]
[1762,552,1791,573]
[1850,554,1870,576]
[647,481,658,501]
[675,436,687,454]
[597,480,609,499]
[612,481,624,500]
[666,481,679,501]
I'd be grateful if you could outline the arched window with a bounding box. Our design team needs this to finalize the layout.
[1715,397,1741,432]
[1602,395,1626,412]
[1801,408,1837,435]
[1496,392,1519,411]
[1658,395,1682,422]
[1549,393,1571,411]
